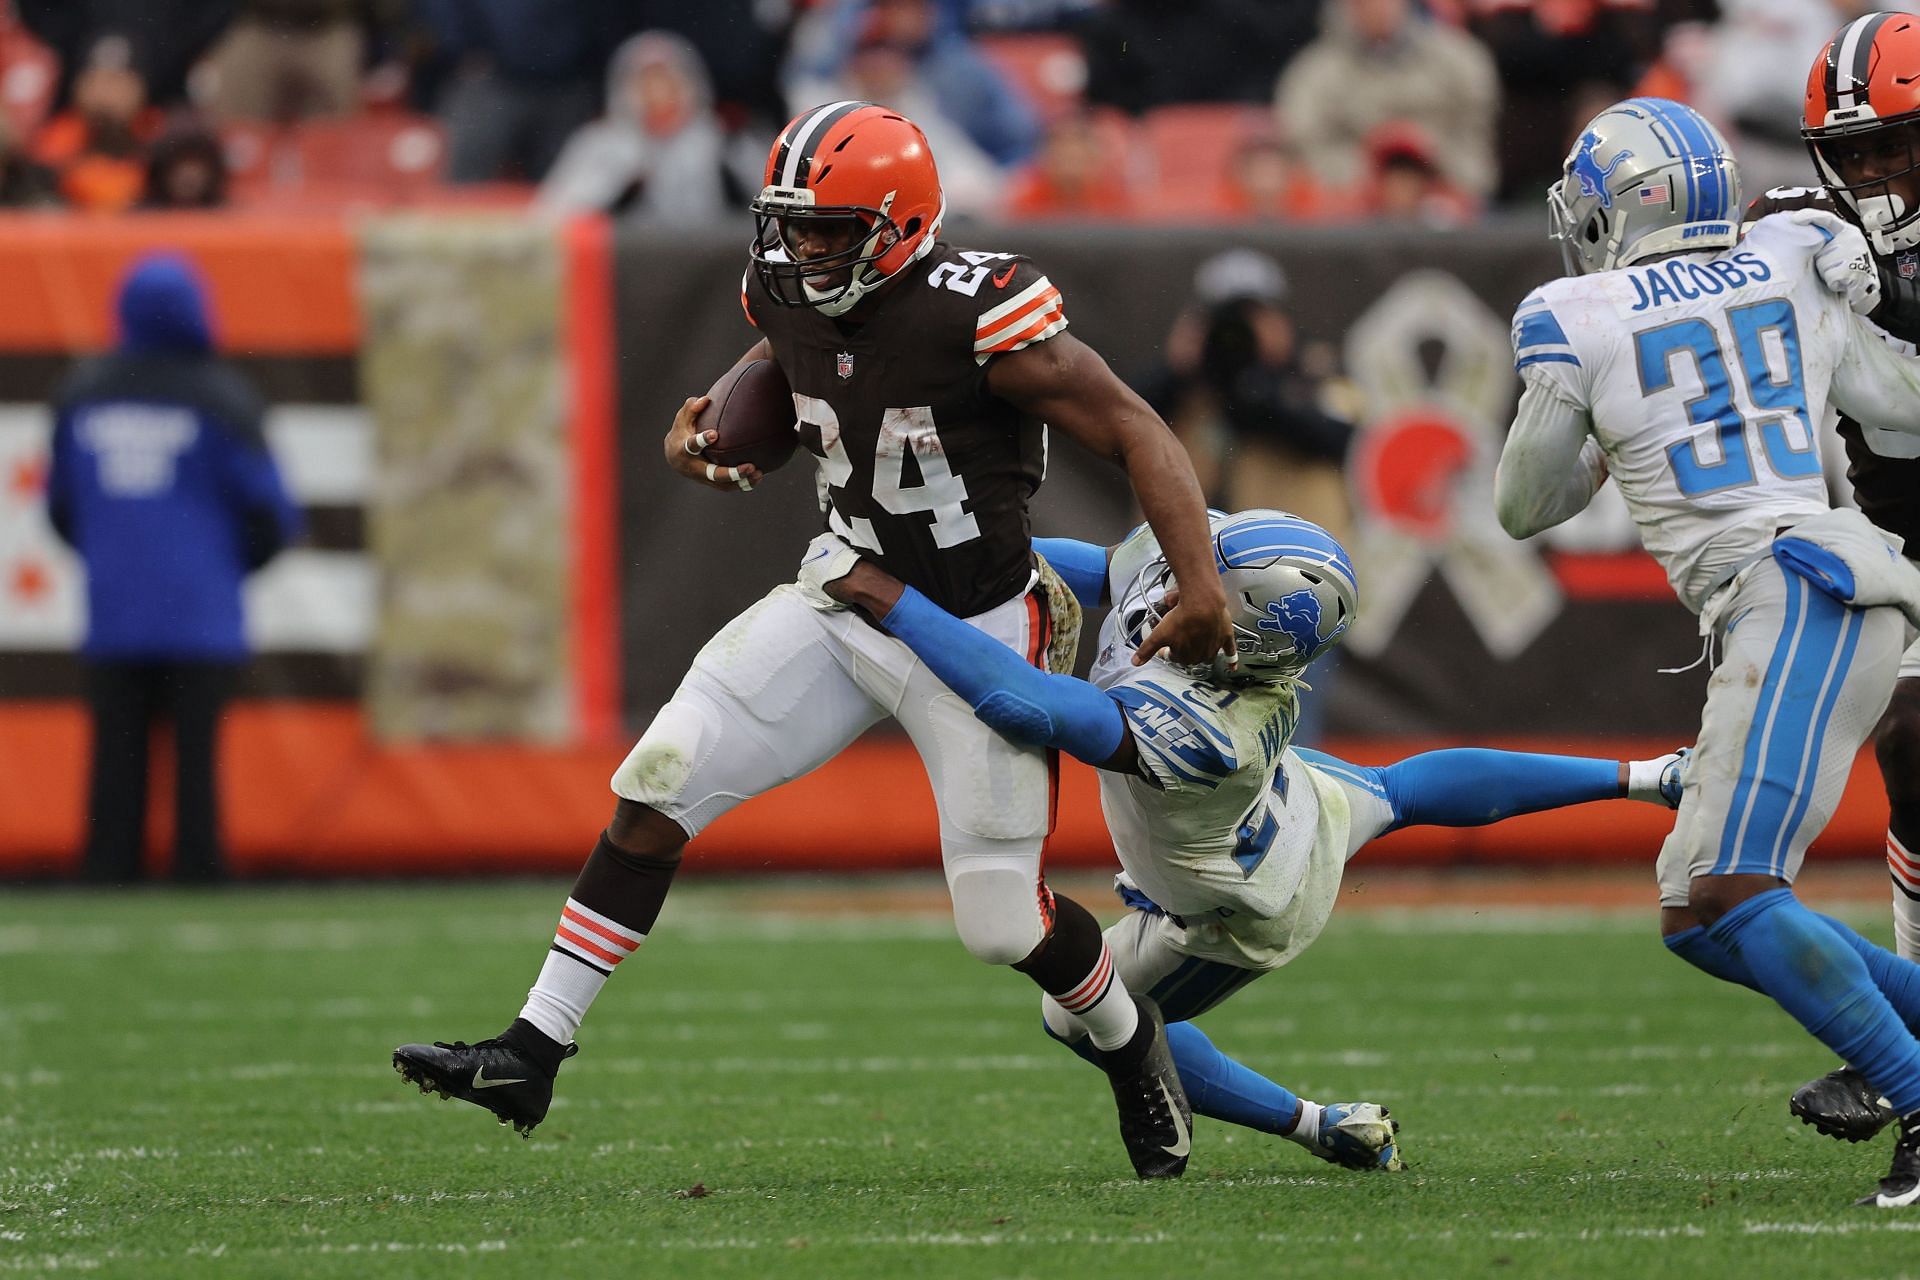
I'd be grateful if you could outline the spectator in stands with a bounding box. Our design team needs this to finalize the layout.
[623,0,795,135]
[416,0,603,183]
[139,118,229,210]
[538,32,737,224]
[31,35,163,212]
[1080,0,1316,116]
[0,115,60,208]
[1467,0,1653,204]
[205,0,408,122]
[800,26,1005,217]
[1355,122,1476,225]
[45,254,301,884]
[1692,0,1872,198]
[785,0,1041,166]
[1005,109,1132,219]
[1220,130,1337,222]
[1276,0,1501,202]
[17,0,232,111]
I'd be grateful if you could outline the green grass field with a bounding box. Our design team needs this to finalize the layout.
[7,876,1920,1279]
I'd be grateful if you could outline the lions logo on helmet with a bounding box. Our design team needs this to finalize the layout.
[1258,589,1349,662]
[1548,98,1739,276]
[1119,509,1359,684]
[1570,131,1631,209]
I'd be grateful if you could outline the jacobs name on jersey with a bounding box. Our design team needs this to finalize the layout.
[744,241,1066,618]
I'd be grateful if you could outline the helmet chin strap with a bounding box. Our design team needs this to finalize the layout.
[1857,192,1909,255]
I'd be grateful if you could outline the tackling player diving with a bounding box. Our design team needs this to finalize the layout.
[802,509,1687,1172]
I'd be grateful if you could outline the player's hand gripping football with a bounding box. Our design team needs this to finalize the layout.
[1792,208,1882,317]
[664,395,761,492]
[1132,579,1235,669]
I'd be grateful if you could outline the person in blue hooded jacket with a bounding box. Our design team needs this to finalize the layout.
[45,252,301,884]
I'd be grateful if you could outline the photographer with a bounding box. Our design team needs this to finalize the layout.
[1143,249,1355,544]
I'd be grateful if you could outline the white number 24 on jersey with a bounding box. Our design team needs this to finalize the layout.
[793,394,982,550]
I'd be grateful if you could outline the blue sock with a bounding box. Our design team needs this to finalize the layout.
[1047,1017,1305,1135]
[1664,924,1759,991]
[1164,1021,1303,1135]
[1817,914,1920,1032]
[1711,888,1920,1114]
[1374,749,1620,831]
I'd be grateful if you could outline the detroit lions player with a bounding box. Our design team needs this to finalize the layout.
[1499,96,1920,1207]
[802,510,1687,1172]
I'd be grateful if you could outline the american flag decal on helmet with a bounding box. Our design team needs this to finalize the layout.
[1638,183,1667,206]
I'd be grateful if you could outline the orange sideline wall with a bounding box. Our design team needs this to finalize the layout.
[0,702,1893,877]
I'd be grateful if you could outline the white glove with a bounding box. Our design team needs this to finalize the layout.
[1793,208,1882,316]
[796,531,860,610]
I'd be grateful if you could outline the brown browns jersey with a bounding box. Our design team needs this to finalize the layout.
[1747,185,1920,549]
[743,242,1066,616]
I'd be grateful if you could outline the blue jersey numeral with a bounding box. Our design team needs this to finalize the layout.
[1635,301,1816,497]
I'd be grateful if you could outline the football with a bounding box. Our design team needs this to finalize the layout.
[697,358,798,474]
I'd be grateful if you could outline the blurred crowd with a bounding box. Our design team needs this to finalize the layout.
[0,0,1884,224]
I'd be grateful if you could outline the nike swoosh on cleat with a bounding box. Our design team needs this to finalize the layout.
[471,1067,528,1089]
[1158,1081,1190,1158]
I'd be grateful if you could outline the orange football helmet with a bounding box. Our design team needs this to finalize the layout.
[1804,11,1920,252]
[749,101,946,317]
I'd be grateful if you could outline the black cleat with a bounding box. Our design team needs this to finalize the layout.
[1859,1112,1920,1207]
[1792,1066,1896,1144]
[393,1018,576,1137]
[1094,994,1192,1180]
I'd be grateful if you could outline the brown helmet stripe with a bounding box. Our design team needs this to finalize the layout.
[1834,11,1896,110]
[775,100,868,189]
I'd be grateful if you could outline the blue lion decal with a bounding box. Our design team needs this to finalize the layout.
[1256,589,1346,658]
[1570,130,1631,210]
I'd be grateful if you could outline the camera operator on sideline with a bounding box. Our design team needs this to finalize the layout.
[1139,249,1356,742]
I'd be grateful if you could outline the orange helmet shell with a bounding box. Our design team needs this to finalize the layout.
[751,102,946,313]
[1804,11,1920,136]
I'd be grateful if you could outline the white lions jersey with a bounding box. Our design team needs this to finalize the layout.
[1087,533,1315,927]
[1510,214,1845,613]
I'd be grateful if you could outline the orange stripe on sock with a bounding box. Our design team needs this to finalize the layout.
[555,925,626,967]
[561,905,640,952]
[1060,947,1113,1011]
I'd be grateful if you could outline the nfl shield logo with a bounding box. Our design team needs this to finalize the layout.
[836,351,855,379]
[1900,252,1917,281]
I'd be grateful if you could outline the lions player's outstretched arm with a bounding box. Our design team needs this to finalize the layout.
[985,333,1231,667]
[824,554,1141,773]
[1032,536,1111,607]
[1494,374,1610,540]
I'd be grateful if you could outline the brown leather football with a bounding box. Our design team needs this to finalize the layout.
[696,358,797,473]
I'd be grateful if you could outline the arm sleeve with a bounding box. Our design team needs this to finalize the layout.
[1831,309,1920,435]
[881,585,1126,766]
[1032,537,1109,607]
[1494,373,1607,540]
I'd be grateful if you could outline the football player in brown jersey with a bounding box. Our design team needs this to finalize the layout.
[394,102,1234,1181]
[1762,13,1920,1147]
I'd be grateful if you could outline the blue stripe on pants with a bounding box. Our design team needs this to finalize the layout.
[1714,573,1856,877]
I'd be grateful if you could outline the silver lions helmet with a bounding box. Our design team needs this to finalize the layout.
[1118,509,1359,683]
[1548,97,1742,276]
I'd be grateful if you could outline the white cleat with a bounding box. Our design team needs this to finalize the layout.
[1312,1101,1404,1172]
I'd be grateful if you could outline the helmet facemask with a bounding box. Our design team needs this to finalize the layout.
[1808,116,1920,254]
[750,186,931,318]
